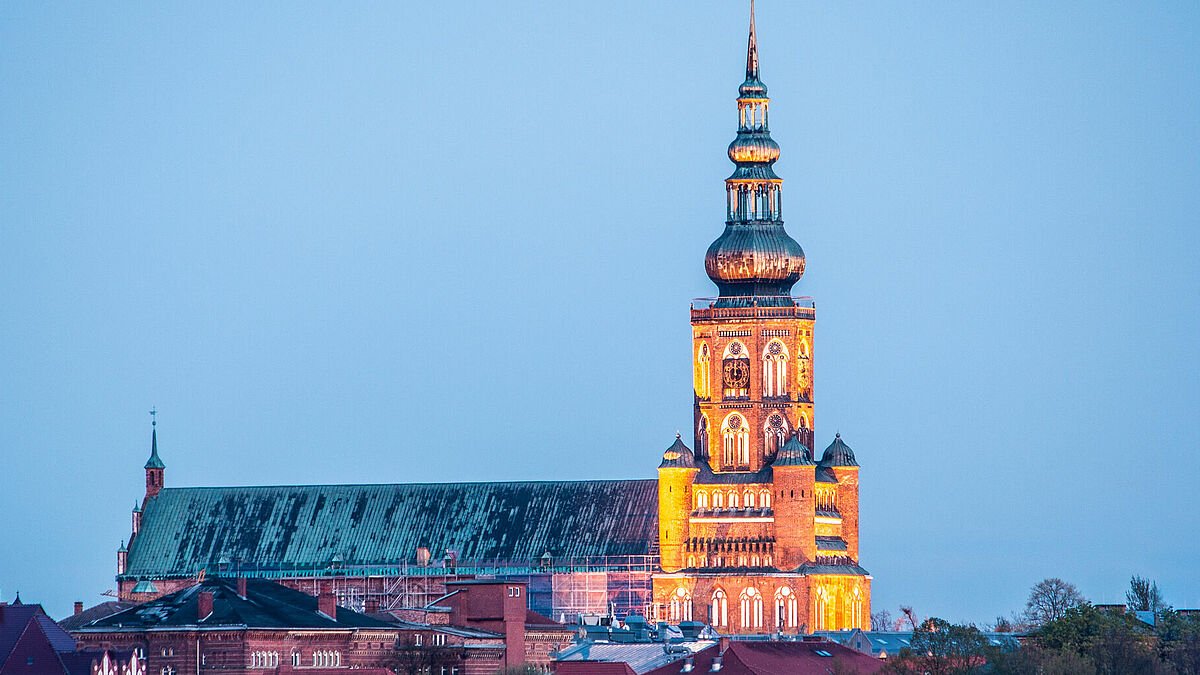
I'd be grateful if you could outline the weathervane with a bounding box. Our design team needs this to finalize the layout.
[150,406,157,427]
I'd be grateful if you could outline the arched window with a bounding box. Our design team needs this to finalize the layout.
[697,415,709,460]
[711,589,728,627]
[814,587,832,631]
[722,342,750,398]
[292,652,301,666]
[670,587,692,622]
[762,341,789,397]
[760,490,771,508]
[763,413,788,457]
[712,491,724,508]
[721,414,749,467]
[739,588,763,629]
[852,587,863,630]
[775,587,798,628]
[728,490,739,509]
[696,343,711,398]
[743,490,754,508]
[696,491,709,509]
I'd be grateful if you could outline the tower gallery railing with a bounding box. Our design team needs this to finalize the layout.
[690,296,814,321]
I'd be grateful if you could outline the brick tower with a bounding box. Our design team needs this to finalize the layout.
[653,2,871,635]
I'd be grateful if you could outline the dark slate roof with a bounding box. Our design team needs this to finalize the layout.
[126,480,657,578]
[693,460,772,485]
[57,602,137,631]
[818,434,858,467]
[796,562,871,576]
[772,435,814,466]
[658,436,698,469]
[79,578,393,631]
[1,602,56,665]
[815,536,848,552]
[815,467,838,483]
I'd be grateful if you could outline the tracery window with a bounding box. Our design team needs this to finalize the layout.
[814,587,832,631]
[712,491,724,509]
[852,587,864,630]
[697,414,709,460]
[760,489,771,508]
[696,343,711,398]
[763,413,788,457]
[721,414,749,466]
[743,490,754,508]
[775,587,798,628]
[711,589,728,627]
[740,587,763,629]
[696,491,709,509]
[669,587,692,622]
[722,342,750,398]
[762,341,789,397]
[728,490,739,509]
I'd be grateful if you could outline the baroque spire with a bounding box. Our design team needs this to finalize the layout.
[704,2,805,307]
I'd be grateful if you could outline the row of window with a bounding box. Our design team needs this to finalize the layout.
[695,488,771,510]
[697,411,809,467]
[665,586,864,630]
[249,651,279,668]
[695,339,810,399]
[687,554,773,568]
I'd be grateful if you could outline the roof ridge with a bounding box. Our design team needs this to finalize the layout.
[155,477,656,490]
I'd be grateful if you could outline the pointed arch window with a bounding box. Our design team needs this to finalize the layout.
[743,490,755,508]
[697,414,709,461]
[670,587,693,622]
[760,489,771,509]
[775,587,797,628]
[696,491,709,509]
[711,589,728,627]
[712,491,724,509]
[763,413,788,458]
[852,587,863,630]
[740,587,763,629]
[728,490,739,509]
[721,414,749,467]
[762,341,789,398]
[722,342,750,398]
[814,587,832,631]
[696,343,711,398]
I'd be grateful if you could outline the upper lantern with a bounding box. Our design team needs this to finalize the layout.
[704,2,806,307]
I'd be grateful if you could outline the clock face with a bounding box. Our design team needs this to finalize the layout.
[723,358,750,389]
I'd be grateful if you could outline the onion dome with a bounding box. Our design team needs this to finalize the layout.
[705,1,805,307]
[144,426,165,469]
[818,433,859,467]
[659,434,698,469]
[774,432,815,466]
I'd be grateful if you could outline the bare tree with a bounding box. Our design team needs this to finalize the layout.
[1126,575,1166,616]
[871,609,894,631]
[1024,578,1085,626]
[899,606,920,632]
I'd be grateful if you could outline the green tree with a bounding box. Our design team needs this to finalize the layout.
[884,618,989,675]
[1127,575,1166,616]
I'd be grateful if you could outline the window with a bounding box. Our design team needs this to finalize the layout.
[508,586,521,597]
[775,587,797,628]
[415,634,423,646]
[761,341,789,397]
[696,491,708,509]
[669,587,692,622]
[814,587,832,631]
[760,490,771,508]
[160,668,175,675]
[721,413,750,466]
[292,652,301,666]
[160,647,173,657]
[711,589,728,627]
[740,587,763,629]
[697,415,709,459]
[743,490,754,508]
[712,491,724,509]
[852,587,864,630]
[696,343,711,398]
[763,413,788,457]
[728,490,739,509]
[433,633,447,646]
[721,342,750,398]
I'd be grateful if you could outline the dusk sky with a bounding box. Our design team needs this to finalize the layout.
[2,1,1198,624]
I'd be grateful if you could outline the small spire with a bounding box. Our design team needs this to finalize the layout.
[144,411,165,470]
[13,592,21,605]
[746,0,759,80]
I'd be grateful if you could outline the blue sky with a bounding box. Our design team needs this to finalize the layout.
[2,1,1198,623]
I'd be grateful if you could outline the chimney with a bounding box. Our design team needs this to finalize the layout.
[364,598,379,614]
[709,655,723,672]
[198,592,213,621]
[74,602,84,616]
[318,592,337,620]
[681,656,694,672]
[718,636,729,654]
[237,577,247,599]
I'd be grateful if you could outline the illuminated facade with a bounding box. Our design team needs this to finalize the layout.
[652,3,871,634]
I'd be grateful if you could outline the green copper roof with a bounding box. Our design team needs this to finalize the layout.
[124,479,658,578]
[143,428,165,469]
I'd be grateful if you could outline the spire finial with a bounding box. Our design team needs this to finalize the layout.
[145,409,165,470]
[150,406,157,427]
[746,0,759,79]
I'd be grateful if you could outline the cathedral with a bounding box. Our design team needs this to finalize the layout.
[115,6,869,636]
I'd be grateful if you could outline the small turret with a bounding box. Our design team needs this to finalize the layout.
[144,413,165,499]
[820,434,861,562]
[657,434,699,572]
[117,540,128,575]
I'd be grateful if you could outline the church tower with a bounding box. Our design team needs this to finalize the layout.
[654,2,870,635]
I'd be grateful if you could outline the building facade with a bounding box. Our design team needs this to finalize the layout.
[650,5,870,635]
[111,4,870,639]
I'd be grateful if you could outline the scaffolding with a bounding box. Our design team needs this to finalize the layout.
[188,555,657,622]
